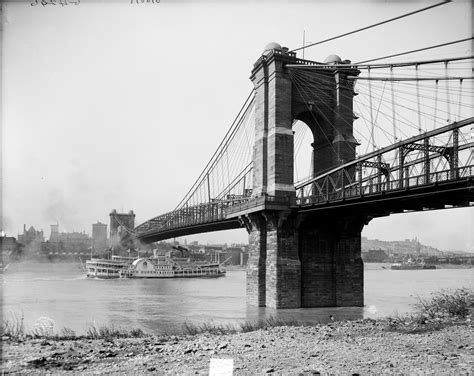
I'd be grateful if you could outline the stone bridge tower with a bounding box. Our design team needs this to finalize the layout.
[109,209,135,250]
[245,42,366,309]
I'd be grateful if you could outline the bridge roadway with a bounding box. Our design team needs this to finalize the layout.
[135,164,474,243]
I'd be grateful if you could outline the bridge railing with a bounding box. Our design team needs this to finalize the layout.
[296,165,473,206]
[135,194,295,236]
[137,165,473,235]
[135,196,256,236]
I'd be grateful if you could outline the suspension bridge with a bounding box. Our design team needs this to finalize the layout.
[121,7,473,308]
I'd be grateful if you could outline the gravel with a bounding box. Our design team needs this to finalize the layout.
[1,319,473,375]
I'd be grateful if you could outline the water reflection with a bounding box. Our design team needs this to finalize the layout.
[245,305,364,325]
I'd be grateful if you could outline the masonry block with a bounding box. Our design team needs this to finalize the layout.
[265,213,301,308]
[299,215,365,307]
[246,216,267,307]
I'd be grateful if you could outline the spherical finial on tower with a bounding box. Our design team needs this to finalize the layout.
[263,42,282,55]
[324,54,342,64]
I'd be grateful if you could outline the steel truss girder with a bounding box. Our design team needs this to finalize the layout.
[360,160,390,177]
[296,117,473,191]
[402,142,448,155]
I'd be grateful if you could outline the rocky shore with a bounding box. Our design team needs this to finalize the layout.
[2,319,472,375]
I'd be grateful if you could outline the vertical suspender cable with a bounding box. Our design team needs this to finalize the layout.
[390,65,397,143]
[415,64,422,132]
[368,67,375,151]
[433,79,439,130]
[457,79,463,121]
[226,152,230,197]
[207,174,211,203]
[445,61,451,122]
[390,65,399,180]
[218,159,223,198]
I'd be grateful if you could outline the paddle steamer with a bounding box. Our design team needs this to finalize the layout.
[85,255,136,279]
[119,255,225,278]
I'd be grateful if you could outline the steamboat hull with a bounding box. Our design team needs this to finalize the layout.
[119,272,226,279]
[391,264,436,270]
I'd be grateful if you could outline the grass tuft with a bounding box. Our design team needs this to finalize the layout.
[182,321,238,336]
[58,327,77,339]
[129,328,145,338]
[2,316,149,341]
[84,324,148,339]
[240,316,303,332]
[414,287,472,319]
[182,316,305,336]
[2,312,26,338]
[385,287,472,333]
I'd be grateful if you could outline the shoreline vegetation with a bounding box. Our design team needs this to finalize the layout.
[2,288,472,374]
[2,288,472,340]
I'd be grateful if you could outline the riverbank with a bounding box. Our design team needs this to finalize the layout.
[363,262,473,270]
[2,319,472,374]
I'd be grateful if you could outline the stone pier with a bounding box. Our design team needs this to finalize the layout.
[246,212,366,308]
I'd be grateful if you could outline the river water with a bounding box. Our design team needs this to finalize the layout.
[2,263,472,335]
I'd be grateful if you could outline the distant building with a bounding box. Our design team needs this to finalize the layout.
[92,222,107,252]
[187,243,201,252]
[222,247,245,265]
[204,246,249,265]
[362,249,388,263]
[18,225,44,245]
[240,252,249,265]
[1,235,18,259]
[48,224,91,253]
[50,224,59,242]
[57,231,90,244]
[202,246,223,253]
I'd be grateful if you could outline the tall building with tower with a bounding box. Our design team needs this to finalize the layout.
[92,222,108,252]
[49,224,59,242]
[109,209,135,250]
[18,225,44,247]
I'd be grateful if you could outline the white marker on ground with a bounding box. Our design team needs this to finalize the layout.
[209,358,234,376]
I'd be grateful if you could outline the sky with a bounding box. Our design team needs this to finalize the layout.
[2,0,473,251]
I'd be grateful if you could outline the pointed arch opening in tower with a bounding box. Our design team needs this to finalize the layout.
[293,120,315,185]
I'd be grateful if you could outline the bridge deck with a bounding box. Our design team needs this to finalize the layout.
[136,165,473,243]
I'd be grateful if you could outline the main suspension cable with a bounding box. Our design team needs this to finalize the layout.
[289,1,451,53]
[356,37,473,64]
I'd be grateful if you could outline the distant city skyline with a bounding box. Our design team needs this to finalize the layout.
[8,208,474,253]
[2,1,472,252]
